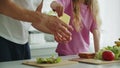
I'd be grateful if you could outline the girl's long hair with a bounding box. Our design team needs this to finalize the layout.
[72,0,101,32]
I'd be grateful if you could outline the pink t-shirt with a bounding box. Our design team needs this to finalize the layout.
[56,0,97,55]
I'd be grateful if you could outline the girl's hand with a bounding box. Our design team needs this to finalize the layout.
[50,1,63,17]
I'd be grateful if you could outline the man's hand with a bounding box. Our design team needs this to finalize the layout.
[46,15,73,42]
[32,13,73,42]
[33,0,73,42]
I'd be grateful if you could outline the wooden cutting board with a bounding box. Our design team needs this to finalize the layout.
[22,60,78,67]
[71,58,120,65]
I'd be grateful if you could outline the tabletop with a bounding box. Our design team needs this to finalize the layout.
[0,55,120,68]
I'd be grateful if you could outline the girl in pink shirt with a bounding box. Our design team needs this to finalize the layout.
[51,0,101,56]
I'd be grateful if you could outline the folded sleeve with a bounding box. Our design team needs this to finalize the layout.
[90,19,98,33]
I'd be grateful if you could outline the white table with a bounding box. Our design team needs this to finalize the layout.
[0,55,120,68]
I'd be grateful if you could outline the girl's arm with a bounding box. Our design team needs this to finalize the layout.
[50,1,63,17]
[92,29,100,52]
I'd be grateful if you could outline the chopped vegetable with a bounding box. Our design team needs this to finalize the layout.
[95,45,120,60]
[102,50,115,61]
[36,55,61,64]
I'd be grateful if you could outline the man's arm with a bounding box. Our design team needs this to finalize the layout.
[0,0,42,23]
[0,0,51,34]
[0,0,73,42]
[31,0,52,34]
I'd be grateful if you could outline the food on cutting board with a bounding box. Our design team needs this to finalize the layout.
[36,55,61,64]
[114,38,120,46]
[102,50,115,61]
[95,38,120,61]
[78,52,95,59]
[95,45,120,61]
[115,41,120,46]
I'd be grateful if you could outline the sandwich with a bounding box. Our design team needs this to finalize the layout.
[78,52,95,59]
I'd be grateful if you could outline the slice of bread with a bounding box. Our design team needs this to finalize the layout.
[78,52,95,59]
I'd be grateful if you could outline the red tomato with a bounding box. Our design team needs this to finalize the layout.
[102,50,115,61]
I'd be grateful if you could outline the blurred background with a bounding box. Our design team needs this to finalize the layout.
[28,0,120,58]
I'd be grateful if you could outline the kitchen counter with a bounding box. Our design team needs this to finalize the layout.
[0,55,120,68]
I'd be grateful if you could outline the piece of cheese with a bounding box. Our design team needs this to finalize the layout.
[47,11,70,24]
[59,13,70,25]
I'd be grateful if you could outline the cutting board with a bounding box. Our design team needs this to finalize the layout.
[71,58,120,65]
[22,60,78,67]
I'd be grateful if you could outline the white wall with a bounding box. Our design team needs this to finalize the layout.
[98,0,120,48]
[89,0,120,52]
